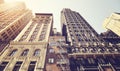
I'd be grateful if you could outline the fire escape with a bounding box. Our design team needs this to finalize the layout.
[56,41,71,71]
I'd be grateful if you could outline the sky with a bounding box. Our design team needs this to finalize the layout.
[5,0,120,34]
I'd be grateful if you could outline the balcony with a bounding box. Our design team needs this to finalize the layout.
[56,50,67,54]
[56,59,68,64]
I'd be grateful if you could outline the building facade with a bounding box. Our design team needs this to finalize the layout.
[46,36,70,71]
[61,8,120,71]
[103,13,120,36]
[0,2,33,51]
[61,8,103,47]
[0,2,33,42]
[0,13,53,71]
[100,30,120,44]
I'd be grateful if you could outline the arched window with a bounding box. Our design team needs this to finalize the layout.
[21,49,29,56]
[33,49,40,56]
[9,49,17,56]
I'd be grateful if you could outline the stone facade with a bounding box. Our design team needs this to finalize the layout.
[0,13,53,71]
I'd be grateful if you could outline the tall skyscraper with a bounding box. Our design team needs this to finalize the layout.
[61,8,120,71]
[0,13,53,71]
[0,2,32,51]
[103,13,120,36]
[0,2,33,42]
[61,8,103,47]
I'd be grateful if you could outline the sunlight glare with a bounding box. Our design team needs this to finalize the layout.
[5,0,25,2]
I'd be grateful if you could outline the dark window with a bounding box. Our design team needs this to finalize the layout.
[74,30,78,32]
[76,34,80,36]
[21,49,29,56]
[87,58,95,64]
[11,26,16,31]
[13,61,22,71]
[1,32,8,40]
[33,49,40,56]
[28,61,36,71]
[78,39,81,41]
[9,49,17,56]
[0,62,8,71]
[97,58,105,64]
[7,29,13,35]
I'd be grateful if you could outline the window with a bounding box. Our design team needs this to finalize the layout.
[11,25,16,31]
[49,49,54,53]
[97,58,105,64]
[22,35,27,39]
[72,39,75,42]
[9,49,17,56]
[21,49,29,56]
[88,58,95,64]
[78,39,82,41]
[13,61,22,71]
[41,31,46,35]
[71,34,73,36]
[33,49,40,56]
[39,34,45,41]
[7,29,13,35]
[28,61,36,71]
[48,58,54,64]
[41,16,45,18]
[45,20,49,24]
[77,57,85,64]
[47,16,50,19]
[74,30,78,32]
[1,32,7,38]
[0,62,8,71]
[39,19,43,22]
[109,58,116,64]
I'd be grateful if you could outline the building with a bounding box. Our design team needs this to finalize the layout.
[103,13,120,36]
[0,2,33,51]
[49,36,66,46]
[61,8,120,71]
[0,2,32,42]
[100,30,120,44]
[0,0,4,4]
[0,13,53,71]
[46,36,70,71]
[61,8,103,46]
